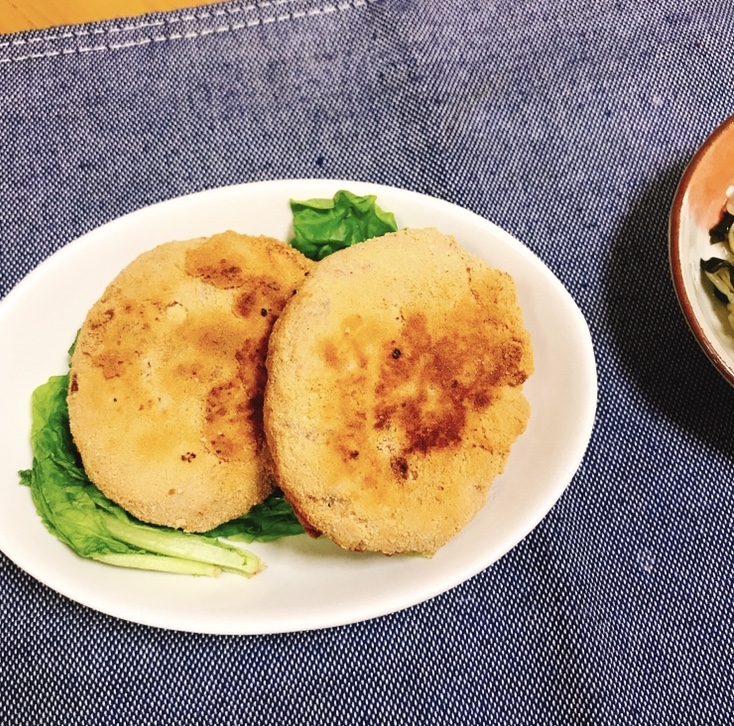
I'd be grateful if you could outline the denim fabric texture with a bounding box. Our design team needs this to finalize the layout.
[2,1,734,723]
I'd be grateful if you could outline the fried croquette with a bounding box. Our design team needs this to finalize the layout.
[68,231,314,532]
[263,227,534,555]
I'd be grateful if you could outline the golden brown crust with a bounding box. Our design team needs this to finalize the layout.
[264,227,533,555]
[68,231,314,532]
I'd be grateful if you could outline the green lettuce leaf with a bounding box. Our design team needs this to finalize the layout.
[206,494,304,542]
[290,189,398,260]
[18,374,290,577]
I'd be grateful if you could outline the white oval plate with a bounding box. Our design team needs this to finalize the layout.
[0,180,597,634]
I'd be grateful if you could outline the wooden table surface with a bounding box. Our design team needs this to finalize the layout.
[0,1,217,34]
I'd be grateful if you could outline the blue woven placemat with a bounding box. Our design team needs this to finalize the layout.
[2,1,734,723]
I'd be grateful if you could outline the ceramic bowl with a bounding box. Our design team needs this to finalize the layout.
[670,115,734,385]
